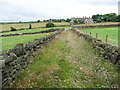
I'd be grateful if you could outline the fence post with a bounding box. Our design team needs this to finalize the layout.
[106,34,108,43]
[96,33,98,39]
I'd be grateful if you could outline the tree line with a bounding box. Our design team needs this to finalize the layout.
[92,13,120,23]
[17,13,119,24]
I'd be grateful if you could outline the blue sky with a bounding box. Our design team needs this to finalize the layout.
[0,0,119,22]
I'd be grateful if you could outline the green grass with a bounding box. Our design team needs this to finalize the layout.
[1,26,71,35]
[10,31,118,88]
[79,27,119,45]
[0,33,54,50]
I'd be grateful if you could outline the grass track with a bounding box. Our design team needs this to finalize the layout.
[10,31,118,88]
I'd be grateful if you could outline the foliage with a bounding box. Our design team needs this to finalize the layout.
[77,20,84,24]
[73,20,84,24]
[29,24,32,29]
[43,19,71,23]
[92,13,119,23]
[66,18,71,22]
[10,27,17,31]
[46,22,55,27]
[37,20,40,22]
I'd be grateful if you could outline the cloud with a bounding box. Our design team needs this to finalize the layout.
[0,0,119,22]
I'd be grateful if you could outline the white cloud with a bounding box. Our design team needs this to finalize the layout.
[0,0,119,22]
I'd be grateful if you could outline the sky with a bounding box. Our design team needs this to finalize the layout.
[0,0,119,22]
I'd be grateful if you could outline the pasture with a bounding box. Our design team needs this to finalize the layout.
[74,22,118,26]
[1,26,70,35]
[1,22,70,31]
[79,27,119,46]
[0,32,54,50]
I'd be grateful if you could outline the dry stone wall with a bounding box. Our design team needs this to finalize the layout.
[0,28,64,37]
[0,29,64,88]
[74,24,120,29]
[73,29,120,65]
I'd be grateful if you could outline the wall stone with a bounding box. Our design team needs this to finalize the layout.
[0,29,64,88]
[74,24,120,29]
[0,28,64,37]
[73,29,120,65]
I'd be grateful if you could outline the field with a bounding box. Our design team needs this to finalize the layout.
[1,22,70,31]
[0,33,54,50]
[0,26,70,35]
[74,22,118,26]
[1,22,119,88]
[0,26,71,50]
[79,27,119,46]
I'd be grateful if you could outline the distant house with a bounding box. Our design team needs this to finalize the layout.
[71,17,94,24]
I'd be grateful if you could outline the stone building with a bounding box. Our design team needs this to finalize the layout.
[71,17,94,24]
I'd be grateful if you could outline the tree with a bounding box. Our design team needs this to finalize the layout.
[10,27,17,31]
[92,13,118,23]
[29,24,32,29]
[46,23,55,27]
[118,15,120,22]
[74,20,78,24]
[77,20,84,24]
[66,18,71,22]
[37,20,40,22]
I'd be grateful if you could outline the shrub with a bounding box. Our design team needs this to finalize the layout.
[29,24,32,29]
[37,20,40,22]
[10,27,17,31]
[46,23,55,27]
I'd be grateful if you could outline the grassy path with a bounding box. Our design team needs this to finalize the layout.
[10,31,118,88]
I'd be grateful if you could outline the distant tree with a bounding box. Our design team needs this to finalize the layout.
[19,21,22,23]
[77,20,84,24]
[92,14,103,23]
[74,20,78,24]
[37,20,40,22]
[61,19,66,22]
[66,18,71,22]
[10,27,17,31]
[92,13,118,23]
[29,24,32,29]
[43,20,46,22]
[46,22,55,27]
[118,15,120,22]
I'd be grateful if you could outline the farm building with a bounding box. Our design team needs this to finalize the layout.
[71,17,94,24]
